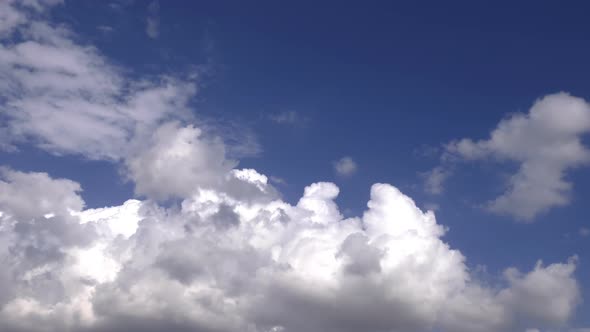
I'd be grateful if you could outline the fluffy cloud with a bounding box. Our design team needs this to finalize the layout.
[0,0,257,200]
[427,93,590,221]
[0,2,584,332]
[0,0,267,205]
[125,122,236,200]
[333,156,357,176]
[0,0,63,36]
[0,1,196,160]
[0,168,581,332]
[0,1,25,36]
[0,167,83,220]
[0,168,98,327]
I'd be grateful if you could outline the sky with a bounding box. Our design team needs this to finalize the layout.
[1,1,590,332]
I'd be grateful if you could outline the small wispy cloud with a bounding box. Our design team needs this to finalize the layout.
[108,0,135,13]
[269,110,309,125]
[97,25,114,33]
[422,166,451,195]
[333,156,357,176]
[269,175,287,185]
[423,202,440,212]
[580,227,590,237]
[146,1,160,39]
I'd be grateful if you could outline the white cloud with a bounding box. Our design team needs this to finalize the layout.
[500,257,580,327]
[0,0,63,37]
[579,227,590,237]
[0,167,84,220]
[145,1,160,39]
[0,3,584,332]
[334,156,357,176]
[0,6,197,160]
[0,169,581,332]
[427,93,590,221]
[0,1,25,36]
[125,121,236,200]
[0,0,261,202]
[0,168,98,324]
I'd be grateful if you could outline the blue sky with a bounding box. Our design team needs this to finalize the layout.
[1,1,590,332]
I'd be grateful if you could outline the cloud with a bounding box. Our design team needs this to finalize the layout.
[333,156,357,176]
[269,176,287,185]
[96,25,113,33]
[0,168,98,316]
[0,168,581,332]
[269,110,309,125]
[0,3,584,332]
[201,119,262,159]
[579,227,590,237]
[0,1,25,36]
[423,202,440,212]
[0,3,197,160]
[145,1,160,39]
[422,166,452,194]
[124,121,236,200]
[0,0,258,200]
[0,0,62,37]
[427,93,590,221]
[124,120,272,202]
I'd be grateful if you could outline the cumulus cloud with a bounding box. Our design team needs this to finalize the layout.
[125,122,236,200]
[0,0,259,200]
[0,168,98,321]
[333,156,357,176]
[0,168,581,332]
[426,93,590,221]
[0,2,584,332]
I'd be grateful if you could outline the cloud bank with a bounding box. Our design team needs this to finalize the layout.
[0,2,586,332]
[0,166,582,332]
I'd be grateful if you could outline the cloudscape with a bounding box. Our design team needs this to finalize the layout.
[1,1,590,332]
